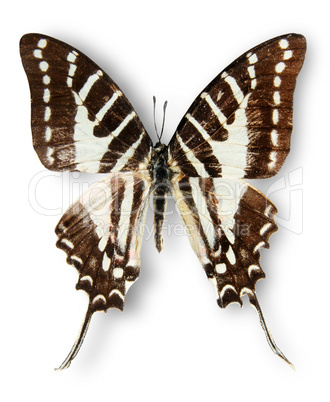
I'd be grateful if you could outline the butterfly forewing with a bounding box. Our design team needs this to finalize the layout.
[20,34,152,173]
[168,34,306,179]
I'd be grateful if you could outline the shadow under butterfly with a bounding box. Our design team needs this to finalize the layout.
[20,33,306,370]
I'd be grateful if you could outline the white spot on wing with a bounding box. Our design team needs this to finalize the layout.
[43,88,50,103]
[33,49,42,59]
[268,151,277,170]
[98,237,108,252]
[43,75,51,85]
[109,289,125,301]
[39,61,49,72]
[248,265,260,277]
[71,255,83,265]
[47,148,54,165]
[68,64,77,77]
[61,238,74,249]
[248,53,258,64]
[273,91,280,105]
[274,76,281,87]
[247,65,256,79]
[45,126,52,142]
[279,39,289,49]
[275,62,286,73]
[284,50,293,60]
[216,263,227,274]
[92,294,106,305]
[37,39,47,48]
[226,229,235,244]
[264,204,274,217]
[220,284,237,300]
[271,129,278,146]
[253,241,266,253]
[113,268,124,278]
[67,52,77,63]
[226,246,236,265]
[80,275,93,285]
[44,106,51,121]
[260,222,272,236]
[102,253,111,272]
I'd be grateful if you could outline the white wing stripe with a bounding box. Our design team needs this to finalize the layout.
[176,135,210,177]
[189,178,216,249]
[96,91,120,121]
[201,92,227,126]
[110,130,145,172]
[186,114,209,141]
[117,176,134,252]
[224,75,244,104]
[185,94,250,178]
[78,70,103,102]
[112,112,136,137]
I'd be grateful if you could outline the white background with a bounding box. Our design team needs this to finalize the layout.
[1,0,328,400]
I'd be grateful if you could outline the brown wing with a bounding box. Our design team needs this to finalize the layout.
[55,171,150,369]
[172,175,293,366]
[172,176,277,307]
[20,33,152,173]
[168,33,306,179]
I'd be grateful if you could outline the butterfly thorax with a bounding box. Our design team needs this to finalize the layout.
[150,142,170,252]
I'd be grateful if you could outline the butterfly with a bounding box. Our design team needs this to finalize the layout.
[20,33,306,370]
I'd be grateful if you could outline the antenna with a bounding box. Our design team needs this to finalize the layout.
[153,96,168,143]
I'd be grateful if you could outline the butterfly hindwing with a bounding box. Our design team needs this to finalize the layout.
[168,34,306,179]
[171,176,277,307]
[20,34,152,173]
[56,172,151,312]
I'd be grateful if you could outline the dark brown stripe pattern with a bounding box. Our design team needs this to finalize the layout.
[171,176,277,308]
[55,172,150,313]
[168,34,306,179]
[20,34,153,174]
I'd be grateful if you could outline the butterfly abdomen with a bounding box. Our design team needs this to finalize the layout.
[151,143,170,252]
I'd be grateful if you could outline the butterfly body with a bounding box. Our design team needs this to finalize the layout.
[20,33,306,369]
[150,142,171,252]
